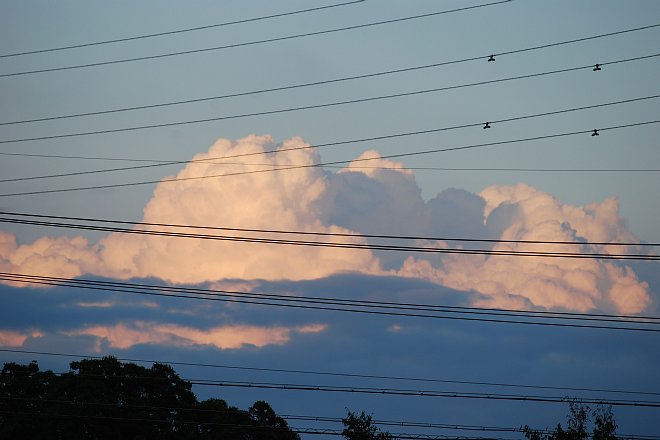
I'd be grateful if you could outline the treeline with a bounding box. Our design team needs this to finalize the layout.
[0,357,298,440]
[1,357,620,440]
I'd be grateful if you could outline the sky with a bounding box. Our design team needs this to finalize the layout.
[0,0,659,437]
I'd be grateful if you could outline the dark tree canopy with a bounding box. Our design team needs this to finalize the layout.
[341,403,619,440]
[342,410,392,440]
[0,357,300,440]
[523,402,618,440]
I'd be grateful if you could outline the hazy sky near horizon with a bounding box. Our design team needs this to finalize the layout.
[1,0,659,437]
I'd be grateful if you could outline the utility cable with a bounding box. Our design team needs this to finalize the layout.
[161,380,660,407]
[0,1,366,58]
[0,43,654,126]
[1,58,657,144]
[2,273,659,331]
[3,164,660,184]
[0,411,510,440]
[1,160,659,178]
[1,119,658,197]
[0,1,512,78]
[1,210,656,247]
[2,348,659,396]
[3,272,660,325]
[0,218,657,260]
[1,396,656,440]
[2,87,658,185]
[0,89,656,166]
[2,371,660,413]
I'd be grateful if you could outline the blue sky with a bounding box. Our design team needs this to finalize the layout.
[1,0,659,437]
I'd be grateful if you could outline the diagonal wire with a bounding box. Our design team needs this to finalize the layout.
[0,1,513,78]
[0,1,367,58]
[0,120,658,197]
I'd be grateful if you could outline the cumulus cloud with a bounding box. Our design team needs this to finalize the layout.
[64,321,327,351]
[399,183,651,314]
[0,136,652,314]
[0,232,100,285]
[0,329,44,347]
[0,135,380,285]
[95,135,380,283]
[338,149,413,178]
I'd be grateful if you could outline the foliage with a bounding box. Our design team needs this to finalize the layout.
[340,402,619,440]
[342,410,392,440]
[0,357,299,440]
[522,401,618,440]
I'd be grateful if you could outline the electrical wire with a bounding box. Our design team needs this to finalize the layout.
[0,44,655,126]
[0,1,513,78]
[138,379,660,407]
[0,1,367,59]
[2,348,659,396]
[1,397,656,440]
[0,153,660,177]
[0,90,656,168]
[1,210,656,247]
[1,60,658,145]
[2,273,659,331]
[1,119,658,197]
[1,161,659,181]
[4,272,660,324]
[2,370,660,413]
[0,218,657,260]
[0,411,513,440]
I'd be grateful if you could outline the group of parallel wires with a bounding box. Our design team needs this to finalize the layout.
[3,347,660,440]
[1,1,659,439]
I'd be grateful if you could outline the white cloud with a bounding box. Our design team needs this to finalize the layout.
[95,135,380,283]
[0,137,652,314]
[338,149,413,178]
[0,232,100,285]
[399,184,651,314]
[0,135,380,285]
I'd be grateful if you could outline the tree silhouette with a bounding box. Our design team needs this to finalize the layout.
[0,357,299,440]
[523,402,618,440]
[342,410,392,440]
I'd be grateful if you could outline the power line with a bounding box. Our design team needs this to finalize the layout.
[0,411,655,440]
[328,165,660,173]
[1,156,659,177]
[0,90,656,168]
[286,415,659,440]
[3,164,660,184]
[2,348,659,396]
[1,210,656,247]
[2,397,656,440]
[0,1,512,78]
[0,41,655,126]
[152,379,660,407]
[1,58,658,144]
[4,272,660,324]
[1,119,658,197]
[0,217,657,260]
[0,1,366,59]
[0,411,514,440]
[2,366,660,412]
[2,89,658,186]
[2,273,659,331]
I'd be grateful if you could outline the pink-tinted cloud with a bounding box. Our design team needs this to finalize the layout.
[95,135,380,283]
[0,137,652,314]
[64,321,327,351]
[0,232,100,286]
[0,329,44,347]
